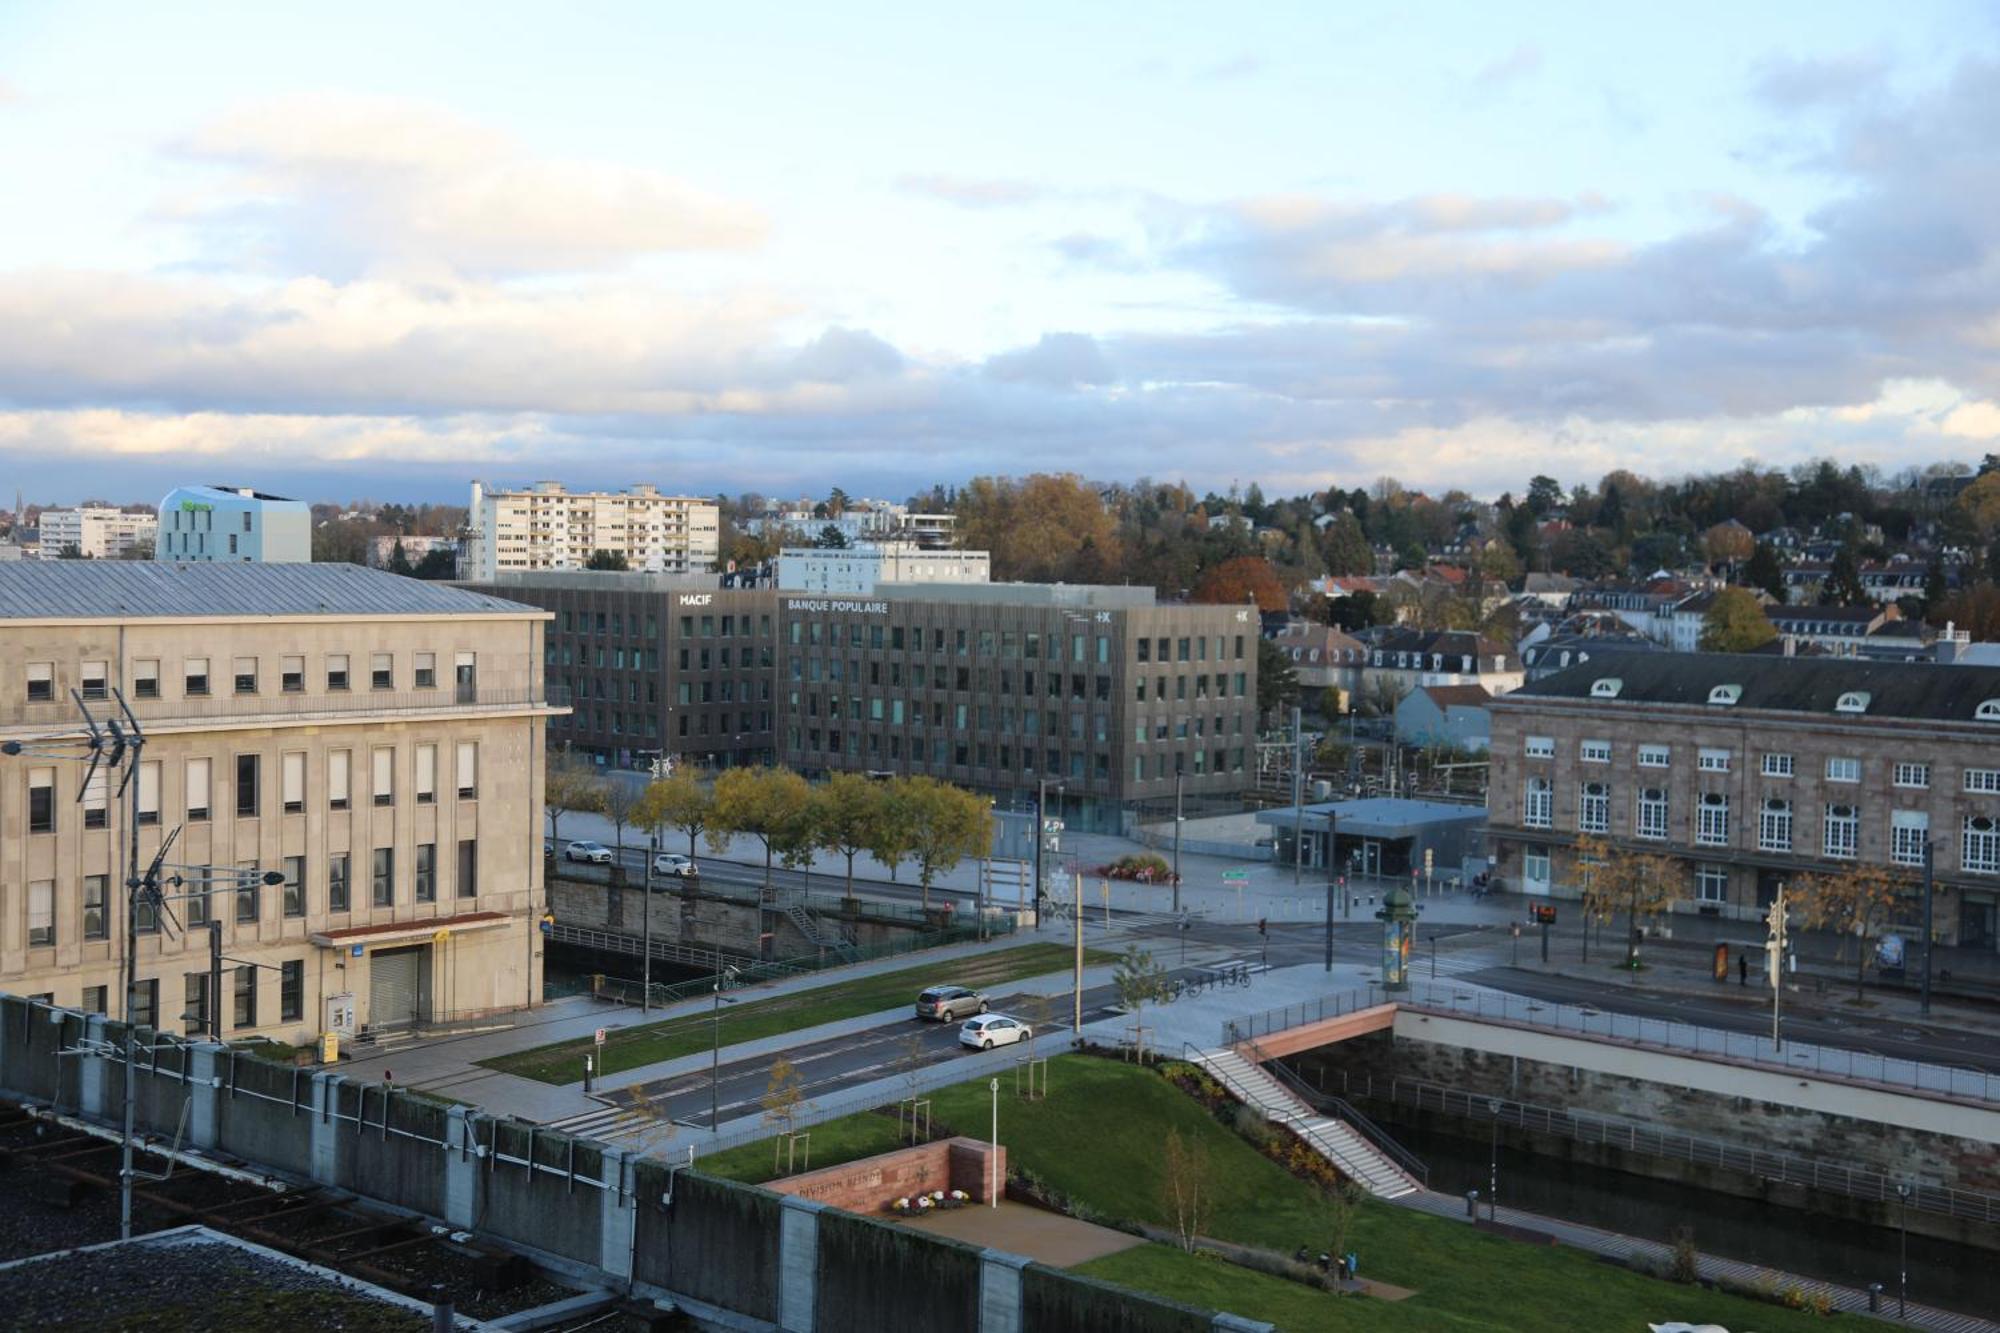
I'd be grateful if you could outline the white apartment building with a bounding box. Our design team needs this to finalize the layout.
[776,542,991,595]
[747,498,955,548]
[467,482,719,581]
[157,486,312,563]
[39,507,158,560]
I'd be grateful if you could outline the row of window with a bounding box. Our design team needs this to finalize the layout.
[1523,736,1978,791]
[75,959,307,1033]
[24,743,479,834]
[1522,851,1736,904]
[786,622,1250,665]
[25,652,477,703]
[790,726,1244,782]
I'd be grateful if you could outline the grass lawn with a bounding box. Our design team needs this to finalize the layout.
[482,942,1104,1083]
[699,1056,1880,1333]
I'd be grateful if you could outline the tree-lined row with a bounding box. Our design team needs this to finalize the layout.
[545,758,993,911]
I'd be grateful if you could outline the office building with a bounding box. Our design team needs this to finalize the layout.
[156,486,312,563]
[38,507,158,561]
[1488,653,2000,948]
[466,481,719,581]
[0,562,560,1040]
[777,542,990,595]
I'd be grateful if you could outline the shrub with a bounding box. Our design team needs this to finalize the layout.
[1668,1227,1699,1285]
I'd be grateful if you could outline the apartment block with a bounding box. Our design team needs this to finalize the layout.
[156,485,311,563]
[38,507,158,560]
[467,481,719,581]
[777,542,991,595]
[0,562,560,1042]
[1488,653,2000,949]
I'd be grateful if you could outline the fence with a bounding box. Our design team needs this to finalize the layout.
[1242,1037,1429,1188]
[554,860,973,927]
[1222,981,2000,1105]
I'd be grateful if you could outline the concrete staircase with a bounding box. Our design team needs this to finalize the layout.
[1190,1047,1420,1199]
[772,890,857,960]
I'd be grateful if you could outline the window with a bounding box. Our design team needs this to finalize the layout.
[236,862,260,922]
[1761,753,1794,778]
[81,985,108,1016]
[415,744,436,804]
[1578,781,1609,833]
[1823,804,1859,859]
[83,767,107,829]
[1524,848,1550,886]
[1969,769,2000,794]
[83,874,107,941]
[25,662,51,702]
[1759,798,1792,852]
[80,660,107,700]
[184,973,209,1037]
[327,654,350,691]
[281,655,304,692]
[1891,811,1929,868]
[455,742,477,799]
[186,757,210,821]
[457,838,478,899]
[1965,816,2000,875]
[233,656,257,694]
[414,652,437,688]
[1696,792,1730,846]
[329,751,350,811]
[1893,762,1930,789]
[280,960,303,1024]
[1523,776,1552,828]
[372,848,394,907]
[329,854,351,912]
[1696,865,1729,903]
[1826,757,1861,784]
[1638,744,1669,768]
[133,659,159,699]
[28,768,54,833]
[1580,739,1610,764]
[185,657,209,696]
[372,747,394,806]
[371,652,393,690]
[132,979,158,1031]
[1637,787,1668,840]
[415,843,436,903]
[137,761,159,826]
[1524,735,1554,759]
[236,753,260,817]
[1698,748,1731,773]
[282,752,304,813]
[27,880,53,947]
[283,855,305,917]
[232,966,256,1031]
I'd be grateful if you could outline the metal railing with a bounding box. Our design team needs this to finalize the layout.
[1355,1074,2000,1225]
[554,861,958,929]
[1,682,566,732]
[548,922,759,972]
[1248,1041,1428,1187]
[1222,982,2000,1105]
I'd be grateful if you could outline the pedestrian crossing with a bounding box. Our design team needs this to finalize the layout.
[542,1101,673,1146]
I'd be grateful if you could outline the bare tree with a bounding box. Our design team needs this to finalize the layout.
[1112,947,1170,1062]
[762,1057,806,1172]
[1161,1127,1208,1253]
[544,751,602,846]
[599,777,643,854]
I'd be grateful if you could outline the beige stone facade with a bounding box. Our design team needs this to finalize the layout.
[0,580,558,1044]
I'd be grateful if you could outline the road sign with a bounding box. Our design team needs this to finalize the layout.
[593,1027,607,1048]
[1222,869,1249,884]
[1531,903,1557,924]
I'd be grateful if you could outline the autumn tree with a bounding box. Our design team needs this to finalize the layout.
[1698,587,1777,653]
[1112,947,1170,1062]
[1192,555,1289,614]
[1700,520,1754,566]
[1953,471,2000,542]
[1575,837,1679,968]
[598,776,643,853]
[1796,865,1905,1000]
[815,772,884,899]
[544,751,602,846]
[1257,637,1299,720]
[1572,835,1621,963]
[1940,581,2000,640]
[955,473,1121,582]
[709,766,815,893]
[635,768,715,862]
[762,1057,807,1171]
[1161,1127,1209,1253]
[889,776,993,912]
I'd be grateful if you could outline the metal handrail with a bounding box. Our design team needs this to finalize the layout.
[547,923,759,972]
[1250,1043,1429,1186]
[0,682,567,732]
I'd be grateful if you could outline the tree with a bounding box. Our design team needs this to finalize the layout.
[1700,521,1753,567]
[1256,636,1299,719]
[1324,1178,1367,1274]
[388,538,414,575]
[598,776,643,855]
[761,1057,807,1171]
[636,769,715,862]
[1953,471,2000,542]
[816,773,883,900]
[813,524,849,549]
[1797,865,1905,1001]
[1525,474,1564,517]
[1192,555,1288,614]
[584,549,630,571]
[1744,542,1786,602]
[863,784,917,884]
[1698,587,1777,653]
[954,473,1122,583]
[1572,836,1621,963]
[1111,946,1170,1061]
[709,766,814,894]
[544,751,602,846]
[1319,511,1374,576]
[412,547,456,579]
[1941,581,2000,639]
[116,538,154,561]
[1160,1127,1209,1253]
[1576,837,1677,968]
[1819,547,1866,605]
[890,776,992,912]
[1923,554,1948,617]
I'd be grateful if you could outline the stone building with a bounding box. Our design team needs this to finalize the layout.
[0,562,558,1042]
[1488,652,2000,948]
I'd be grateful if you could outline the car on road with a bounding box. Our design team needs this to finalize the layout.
[564,840,615,864]
[651,851,699,878]
[915,985,987,1022]
[959,1014,1031,1050]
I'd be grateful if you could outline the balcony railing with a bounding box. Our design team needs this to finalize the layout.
[0,682,570,732]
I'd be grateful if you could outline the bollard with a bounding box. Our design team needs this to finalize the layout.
[1465,1189,1479,1218]
[1867,1282,1882,1313]
[432,1284,454,1332]
[584,1054,594,1095]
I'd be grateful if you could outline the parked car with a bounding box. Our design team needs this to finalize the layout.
[564,840,614,864]
[543,839,554,857]
[915,985,987,1022]
[651,851,699,878]
[959,1014,1031,1050]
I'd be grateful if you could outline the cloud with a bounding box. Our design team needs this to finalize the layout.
[896,173,1049,208]
[165,94,767,276]
[982,333,1114,388]
[1198,54,1265,82]
[1751,51,1891,109]
[1471,44,1542,92]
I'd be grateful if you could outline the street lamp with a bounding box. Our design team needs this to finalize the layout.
[1171,772,1183,917]
[989,1077,1000,1209]
[1896,1181,1911,1317]
[1487,1098,1502,1222]
[709,965,741,1126]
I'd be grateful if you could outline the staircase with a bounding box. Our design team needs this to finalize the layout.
[1190,1047,1421,1199]
[772,890,857,960]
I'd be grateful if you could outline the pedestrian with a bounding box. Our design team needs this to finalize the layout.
[1738,952,1747,987]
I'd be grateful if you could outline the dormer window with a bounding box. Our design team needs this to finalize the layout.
[1707,684,1741,706]
[1589,677,1622,698]
[1978,699,2000,722]
[1835,691,1871,714]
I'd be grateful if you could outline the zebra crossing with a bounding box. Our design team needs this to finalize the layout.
[542,1101,672,1146]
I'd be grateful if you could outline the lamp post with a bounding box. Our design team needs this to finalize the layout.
[1487,1098,1501,1222]
[1171,772,1183,918]
[989,1077,1000,1209]
[708,966,740,1127]
[1291,706,1305,886]
[642,833,657,1013]
[1920,841,1935,1020]
[1896,1181,1910,1317]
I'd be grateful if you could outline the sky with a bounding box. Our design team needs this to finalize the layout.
[3,1,2000,506]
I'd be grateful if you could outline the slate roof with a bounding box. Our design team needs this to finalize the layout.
[1504,651,2000,723]
[0,562,538,620]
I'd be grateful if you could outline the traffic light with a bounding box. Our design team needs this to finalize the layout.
[1258,918,1267,937]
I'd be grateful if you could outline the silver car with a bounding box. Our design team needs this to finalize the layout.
[915,985,987,1022]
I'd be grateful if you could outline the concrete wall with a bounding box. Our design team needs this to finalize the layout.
[767,1137,1005,1211]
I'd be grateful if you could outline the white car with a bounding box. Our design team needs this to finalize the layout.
[959,1014,1032,1051]
[564,840,614,864]
[651,851,699,878]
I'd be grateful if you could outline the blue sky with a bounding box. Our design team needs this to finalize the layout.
[2,1,1998,504]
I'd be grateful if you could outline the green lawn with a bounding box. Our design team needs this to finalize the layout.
[483,942,1104,1083]
[700,1056,1879,1333]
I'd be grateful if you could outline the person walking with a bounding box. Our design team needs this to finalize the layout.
[1738,952,1748,986]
